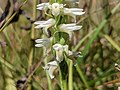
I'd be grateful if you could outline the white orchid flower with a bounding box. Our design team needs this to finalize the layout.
[53,43,64,62]
[48,3,64,16]
[53,43,72,62]
[34,18,56,36]
[43,61,58,79]
[37,3,64,16]
[35,38,52,55]
[63,8,85,22]
[35,38,51,48]
[59,23,82,38]
[37,3,50,10]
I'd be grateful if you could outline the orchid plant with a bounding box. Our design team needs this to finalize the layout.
[34,0,85,89]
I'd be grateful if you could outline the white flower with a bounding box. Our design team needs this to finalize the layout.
[37,3,64,16]
[34,18,56,36]
[59,23,82,38]
[53,43,72,62]
[63,8,85,22]
[35,38,52,55]
[59,23,82,31]
[35,38,51,48]
[48,3,64,16]
[53,44,64,62]
[43,61,58,79]
[37,3,50,10]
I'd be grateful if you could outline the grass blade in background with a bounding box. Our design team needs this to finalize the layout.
[75,1,120,89]
[104,34,120,52]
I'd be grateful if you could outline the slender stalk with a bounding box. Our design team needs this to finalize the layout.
[28,0,37,68]
[59,66,64,90]
[68,60,73,90]
[44,57,52,90]
[63,80,67,90]
[0,12,18,33]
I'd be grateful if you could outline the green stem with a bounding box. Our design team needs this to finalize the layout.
[59,66,64,90]
[44,57,52,90]
[68,60,73,90]
[63,80,67,90]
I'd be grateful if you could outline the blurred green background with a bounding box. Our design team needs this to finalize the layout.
[0,0,120,90]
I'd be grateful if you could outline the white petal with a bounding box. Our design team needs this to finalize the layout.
[72,11,85,15]
[53,44,63,51]
[44,61,58,79]
[35,39,49,43]
[37,3,50,10]
[59,24,82,31]
[35,25,48,28]
[63,23,76,27]
[37,3,49,7]
[66,26,82,31]
[53,44,64,62]
[68,51,73,56]
[63,8,85,21]
[59,4,64,8]
[51,3,61,16]
[47,61,58,66]
[34,21,47,24]
[63,45,69,54]
[69,8,83,12]
[35,44,44,47]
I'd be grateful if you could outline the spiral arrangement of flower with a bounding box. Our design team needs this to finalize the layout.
[34,1,85,80]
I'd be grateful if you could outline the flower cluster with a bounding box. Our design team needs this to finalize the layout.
[35,2,85,79]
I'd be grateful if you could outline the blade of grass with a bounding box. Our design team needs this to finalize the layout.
[0,57,15,71]
[104,34,120,52]
[3,29,21,64]
[0,0,28,33]
[76,64,90,90]
[73,30,95,51]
